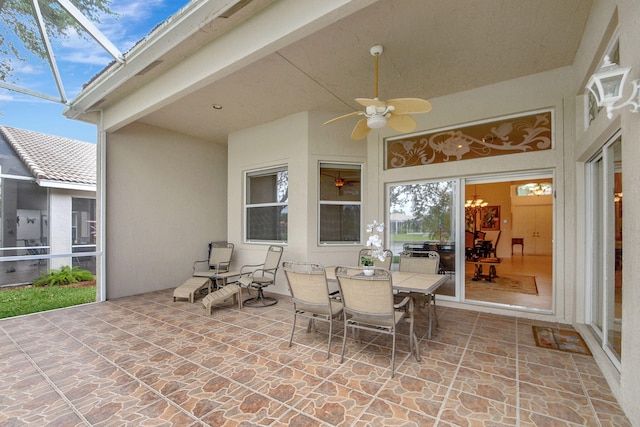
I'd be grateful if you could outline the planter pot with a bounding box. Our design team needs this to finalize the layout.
[363,269,375,276]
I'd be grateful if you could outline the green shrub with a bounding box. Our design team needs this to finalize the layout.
[33,265,95,287]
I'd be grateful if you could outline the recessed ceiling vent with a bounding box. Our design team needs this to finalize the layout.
[220,0,254,18]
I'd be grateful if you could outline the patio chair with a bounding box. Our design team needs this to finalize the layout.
[358,248,394,270]
[335,266,420,377]
[398,251,440,338]
[283,262,343,358]
[238,245,284,307]
[192,242,234,288]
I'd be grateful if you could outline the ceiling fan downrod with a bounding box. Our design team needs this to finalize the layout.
[370,45,383,99]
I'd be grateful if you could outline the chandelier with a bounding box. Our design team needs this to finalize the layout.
[465,195,488,210]
[465,189,488,233]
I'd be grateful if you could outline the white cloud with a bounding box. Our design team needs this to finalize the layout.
[0,92,15,101]
[13,63,44,75]
[60,51,112,66]
[112,0,166,21]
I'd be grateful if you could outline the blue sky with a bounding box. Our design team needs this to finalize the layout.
[0,0,189,143]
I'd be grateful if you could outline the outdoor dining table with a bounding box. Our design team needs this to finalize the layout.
[325,268,448,339]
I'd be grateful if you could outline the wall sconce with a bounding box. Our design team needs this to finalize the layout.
[335,177,345,187]
[586,56,640,119]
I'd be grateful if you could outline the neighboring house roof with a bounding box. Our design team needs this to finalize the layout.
[0,126,96,189]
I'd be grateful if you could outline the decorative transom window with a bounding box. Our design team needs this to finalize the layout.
[319,163,362,244]
[385,110,552,169]
[245,166,288,243]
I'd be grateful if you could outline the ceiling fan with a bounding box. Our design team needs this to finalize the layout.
[324,45,432,140]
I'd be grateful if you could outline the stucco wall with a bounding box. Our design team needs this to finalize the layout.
[104,122,227,299]
[569,0,640,423]
[49,189,95,270]
[618,2,640,423]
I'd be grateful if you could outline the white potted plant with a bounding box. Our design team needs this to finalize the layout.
[362,220,386,275]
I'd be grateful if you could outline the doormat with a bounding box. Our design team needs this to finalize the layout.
[532,326,592,355]
[466,274,538,295]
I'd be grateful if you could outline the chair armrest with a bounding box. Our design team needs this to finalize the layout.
[192,259,209,272]
[240,263,264,276]
[215,261,231,272]
[394,296,411,309]
[248,267,277,278]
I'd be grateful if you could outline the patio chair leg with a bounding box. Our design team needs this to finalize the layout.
[340,322,348,364]
[391,334,397,378]
[244,286,277,307]
[289,313,297,347]
[327,319,333,359]
[431,293,439,327]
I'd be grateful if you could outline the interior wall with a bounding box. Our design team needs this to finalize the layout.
[105,122,227,299]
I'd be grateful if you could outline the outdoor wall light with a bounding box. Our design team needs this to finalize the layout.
[586,56,640,119]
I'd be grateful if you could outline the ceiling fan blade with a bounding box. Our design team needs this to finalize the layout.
[351,118,371,140]
[355,97,386,108]
[386,113,417,133]
[387,98,432,114]
[323,111,362,125]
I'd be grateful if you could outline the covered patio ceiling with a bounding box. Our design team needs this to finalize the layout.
[68,0,593,144]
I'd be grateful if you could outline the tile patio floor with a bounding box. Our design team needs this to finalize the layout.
[0,288,632,426]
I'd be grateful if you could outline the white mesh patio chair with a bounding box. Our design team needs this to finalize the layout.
[283,262,343,358]
[192,242,234,288]
[335,266,420,377]
[238,245,284,307]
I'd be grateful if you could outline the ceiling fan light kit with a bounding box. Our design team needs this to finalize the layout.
[324,44,432,140]
[367,115,387,128]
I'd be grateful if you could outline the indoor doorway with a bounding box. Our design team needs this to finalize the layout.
[464,176,553,311]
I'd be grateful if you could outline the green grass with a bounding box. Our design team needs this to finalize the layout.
[0,285,96,319]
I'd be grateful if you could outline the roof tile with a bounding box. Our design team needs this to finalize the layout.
[0,126,96,185]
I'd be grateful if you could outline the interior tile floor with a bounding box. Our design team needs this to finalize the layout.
[0,288,631,426]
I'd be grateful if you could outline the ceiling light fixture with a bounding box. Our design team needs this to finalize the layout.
[335,178,345,187]
[366,115,387,129]
[465,195,488,209]
[211,104,223,110]
[586,56,640,119]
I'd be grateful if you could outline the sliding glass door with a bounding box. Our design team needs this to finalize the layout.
[587,133,622,366]
[388,180,457,297]
[387,174,554,311]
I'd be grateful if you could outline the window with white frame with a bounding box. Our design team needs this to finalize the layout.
[319,163,362,244]
[245,166,288,243]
